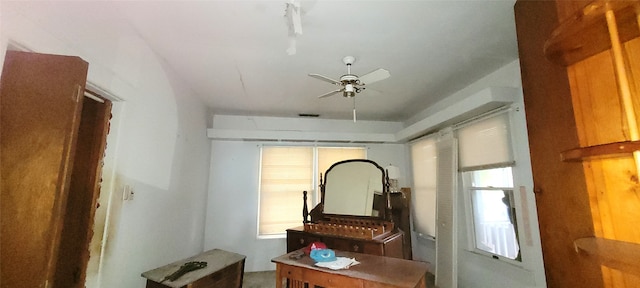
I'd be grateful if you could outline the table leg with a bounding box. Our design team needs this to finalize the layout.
[415,275,427,288]
[275,264,283,288]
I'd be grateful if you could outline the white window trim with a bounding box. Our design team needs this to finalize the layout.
[456,108,524,266]
[461,178,523,266]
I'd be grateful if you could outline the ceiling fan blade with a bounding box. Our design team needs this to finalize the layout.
[309,73,341,85]
[358,68,390,85]
[317,88,343,98]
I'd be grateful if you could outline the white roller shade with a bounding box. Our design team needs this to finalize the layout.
[259,147,313,235]
[457,113,513,171]
[410,136,437,238]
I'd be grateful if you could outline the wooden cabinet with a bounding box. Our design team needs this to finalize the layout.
[515,0,640,287]
[1,51,112,287]
[286,226,405,259]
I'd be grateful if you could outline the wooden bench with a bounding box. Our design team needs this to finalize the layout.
[142,249,245,288]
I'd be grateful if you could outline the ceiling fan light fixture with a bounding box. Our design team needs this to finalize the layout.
[343,84,355,97]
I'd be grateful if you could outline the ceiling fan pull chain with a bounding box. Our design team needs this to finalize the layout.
[353,97,357,122]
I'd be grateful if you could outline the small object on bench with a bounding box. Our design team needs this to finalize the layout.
[289,251,304,260]
[160,261,207,283]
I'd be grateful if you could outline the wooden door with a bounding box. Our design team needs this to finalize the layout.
[0,50,105,288]
[54,92,112,287]
[514,2,604,287]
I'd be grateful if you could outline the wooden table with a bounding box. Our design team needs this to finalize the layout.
[272,249,429,288]
[141,249,245,288]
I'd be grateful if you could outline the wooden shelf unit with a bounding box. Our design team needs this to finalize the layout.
[560,140,640,161]
[550,0,640,164]
[544,0,640,280]
[574,237,640,276]
[544,0,640,66]
[516,0,640,286]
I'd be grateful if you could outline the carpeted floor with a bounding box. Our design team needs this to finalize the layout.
[243,270,276,288]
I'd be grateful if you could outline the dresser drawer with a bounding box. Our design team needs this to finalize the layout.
[287,230,321,252]
[322,238,384,255]
[323,238,361,253]
[286,227,406,259]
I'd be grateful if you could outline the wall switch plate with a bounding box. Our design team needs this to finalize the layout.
[123,185,134,201]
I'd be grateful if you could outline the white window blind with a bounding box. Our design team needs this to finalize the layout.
[457,113,513,170]
[410,136,437,238]
[259,147,313,236]
[259,146,365,236]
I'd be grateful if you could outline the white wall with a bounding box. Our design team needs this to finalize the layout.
[1,3,212,288]
[406,61,546,287]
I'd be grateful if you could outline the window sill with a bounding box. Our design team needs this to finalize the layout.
[464,249,525,269]
[257,233,286,240]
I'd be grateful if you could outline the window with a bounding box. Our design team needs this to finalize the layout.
[258,146,366,237]
[457,112,520,261]
[464,168,520,260]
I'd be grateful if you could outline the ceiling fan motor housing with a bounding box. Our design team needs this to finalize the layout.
[340,74,359,84]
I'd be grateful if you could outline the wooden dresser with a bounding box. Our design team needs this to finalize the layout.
[290,159,413,260]
[286,226,404,258]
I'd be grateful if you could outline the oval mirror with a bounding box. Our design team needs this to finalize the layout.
[322,159,387,217]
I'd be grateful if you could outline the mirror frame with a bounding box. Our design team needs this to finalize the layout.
[317,159,392,221]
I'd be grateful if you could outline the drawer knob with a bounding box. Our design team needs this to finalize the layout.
[353,244,359,252]
[299,238,305,245]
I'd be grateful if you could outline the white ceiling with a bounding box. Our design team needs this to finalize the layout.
[5,0,519,122]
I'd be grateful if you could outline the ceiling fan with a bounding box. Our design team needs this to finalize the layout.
[309,56,390,99]
[308,56,390,122]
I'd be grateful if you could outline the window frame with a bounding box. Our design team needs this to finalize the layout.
[461,167,522,264]
[455,109,523,265]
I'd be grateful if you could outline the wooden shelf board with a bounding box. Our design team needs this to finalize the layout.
[574,237,640,276]
[544,0,640,66]
[560,140,640,161]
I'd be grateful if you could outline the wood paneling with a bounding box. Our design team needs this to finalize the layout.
[562,6,640,285]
